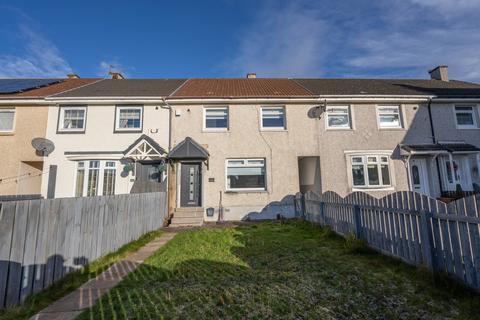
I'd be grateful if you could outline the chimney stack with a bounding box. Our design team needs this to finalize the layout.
[67,74,80,79]
[109,72,125,80]
[246,73,257,79]
[429,65,448,81]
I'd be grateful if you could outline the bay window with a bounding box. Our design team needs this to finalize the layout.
[226,159,266,191]
[75,160,117,197]
[350,155,391,188]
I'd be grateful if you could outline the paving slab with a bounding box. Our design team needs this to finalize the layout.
[30,232,176,320]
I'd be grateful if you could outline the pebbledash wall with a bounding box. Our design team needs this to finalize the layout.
[0,105,48,196]
[169,100,432,221]
[40,103,169,198]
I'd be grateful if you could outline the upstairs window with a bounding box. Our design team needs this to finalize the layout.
[377,106,402,128]
[204,107,228,130]
[115,106,143,132]
[350,155,391,188]
[58,106,86,132]
[326,106,351,129]
[261,107,286,130]
[0,108,15,133]
[454,106,478,129]
[226,159,266,191]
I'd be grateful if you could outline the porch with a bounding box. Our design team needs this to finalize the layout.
[400,142,480,200]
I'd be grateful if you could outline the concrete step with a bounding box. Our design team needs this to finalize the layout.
[174,207,204,213]
[172,211,204,218]
[171,217,203,225]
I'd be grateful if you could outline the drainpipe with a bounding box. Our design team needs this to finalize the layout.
[160,97,172,151]
[427,98,444,196]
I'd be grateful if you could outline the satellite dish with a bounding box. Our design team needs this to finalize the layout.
[31,138,55,156]
[308,105,326,119]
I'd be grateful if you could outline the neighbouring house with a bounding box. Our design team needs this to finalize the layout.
[0,77,100,199]
[41,77,186,199]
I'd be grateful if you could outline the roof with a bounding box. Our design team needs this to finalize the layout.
[53,79,187,98]
[0,78,100,99]
[294,79,480,97]
[168,137,209,160]
[400,143,480,154]
[172,79,312,98]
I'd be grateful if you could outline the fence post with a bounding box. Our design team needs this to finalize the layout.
[319,201,325,226]
[353,205,362,239]
[419,210,435,271]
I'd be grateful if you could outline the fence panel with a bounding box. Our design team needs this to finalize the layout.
[304,190,480,292]
[0,191,167,308]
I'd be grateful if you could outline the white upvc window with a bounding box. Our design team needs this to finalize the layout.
[0,108,15,133]
[58,106,87,132]
[115,106,143,132]
[75,160,117,197]
[260,107,286,130]
[326,105,351,129]
[350,154,391,188]
[204,107,229,130]
[226,158,266,191]
[454,105,478,129]
[377,105,403,128]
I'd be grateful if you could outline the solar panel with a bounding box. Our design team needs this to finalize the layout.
[0,79,62,94]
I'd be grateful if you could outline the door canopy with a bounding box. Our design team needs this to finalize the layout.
[124,134,167,161]
[168,137,209,160]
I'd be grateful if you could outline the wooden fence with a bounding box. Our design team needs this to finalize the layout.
[301,190,480,291]
[0,192,167,309]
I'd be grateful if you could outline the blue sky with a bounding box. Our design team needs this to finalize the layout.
[1,0,480,81]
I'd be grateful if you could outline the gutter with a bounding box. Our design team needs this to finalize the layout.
[161,97,173,151]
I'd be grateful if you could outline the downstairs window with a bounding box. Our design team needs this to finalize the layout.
[226,159,266,191]
[350,155,391,188]
[75,160,117,197]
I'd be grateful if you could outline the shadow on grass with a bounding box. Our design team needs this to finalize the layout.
[77,221,479,320]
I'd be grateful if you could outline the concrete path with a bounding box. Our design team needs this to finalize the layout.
[30,232,177,320]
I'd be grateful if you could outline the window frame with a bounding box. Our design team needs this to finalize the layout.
[454,105,479,129]
[376,105,403,129]
[348,153,393,190]
[114,105,144,133]
[74,160,117,197]
[260,106,286,131]
[0,108,16,134]
[225,158,267,192]
[57,106,87,133]
[203,106,229,131]
[325,105,352,130]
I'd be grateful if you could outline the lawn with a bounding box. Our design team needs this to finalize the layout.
[78,221,479,320]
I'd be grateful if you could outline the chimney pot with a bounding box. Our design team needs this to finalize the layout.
[67,74,80,79]
[429,65,448,81]
[247,73,257,79]
[109,72,125,80]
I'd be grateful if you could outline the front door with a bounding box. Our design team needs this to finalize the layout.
[409,158,430,196]
[180,163,201,207]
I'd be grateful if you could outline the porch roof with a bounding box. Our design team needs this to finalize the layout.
[168,137,209,160]
[400,143,480,155]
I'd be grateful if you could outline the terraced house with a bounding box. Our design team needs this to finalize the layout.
[7,65,478,224]
[0,77,99,199]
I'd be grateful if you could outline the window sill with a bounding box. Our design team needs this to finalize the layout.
[377,127,405,131]
[225,190,268,194]
[325,128,354,131]
[114,129,143,133]
[352,187,394,192]
[56,130,86,134]
[0,132,14,136]
[456,127,480,130]
[260,128,287,132]
[202,129,229,133]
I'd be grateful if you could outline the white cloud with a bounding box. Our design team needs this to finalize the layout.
[0,23,72,78]
[225,2,332,77]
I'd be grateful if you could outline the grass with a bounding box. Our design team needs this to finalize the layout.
[0,229,164,320]
[78,221,480,320]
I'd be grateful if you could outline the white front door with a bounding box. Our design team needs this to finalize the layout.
[440,155,472,191]
[409,158,430,196]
